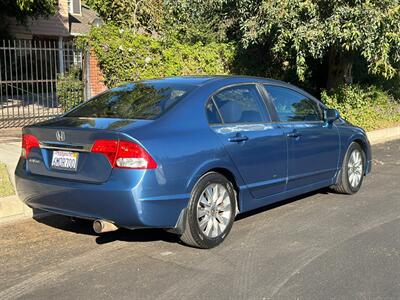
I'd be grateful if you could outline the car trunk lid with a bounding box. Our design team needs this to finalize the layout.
[23,117,150,184]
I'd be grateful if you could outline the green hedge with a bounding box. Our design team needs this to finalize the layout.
[79,25,235,87]
[57,66,84,111]
[78,26,400,132]
[321,85,400,131]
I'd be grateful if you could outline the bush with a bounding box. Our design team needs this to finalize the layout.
[78,24,235,87]
[321,85,400,131]
[57,66,84,111]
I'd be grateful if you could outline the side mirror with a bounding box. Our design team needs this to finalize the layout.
[324,108,340,123]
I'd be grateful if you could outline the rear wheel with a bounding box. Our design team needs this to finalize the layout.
[180,172,236,249]
[331,142,365,194]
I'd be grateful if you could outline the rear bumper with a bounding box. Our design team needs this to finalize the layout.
[15,161,189,229]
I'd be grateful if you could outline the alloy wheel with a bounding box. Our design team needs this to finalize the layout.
[196,183,232,238]
[347,149,363,188]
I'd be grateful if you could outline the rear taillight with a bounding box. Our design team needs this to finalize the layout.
[21,134,40,158]
[91,140,157,169]
[91,140,119,166]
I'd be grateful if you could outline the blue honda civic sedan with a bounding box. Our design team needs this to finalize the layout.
[15,76,372,248]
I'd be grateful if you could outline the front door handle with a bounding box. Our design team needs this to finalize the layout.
[228,135,249,143]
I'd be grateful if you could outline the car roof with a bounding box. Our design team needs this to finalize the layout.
[145,75,296,89]
[144,76,217,86]
[134,75,320,103]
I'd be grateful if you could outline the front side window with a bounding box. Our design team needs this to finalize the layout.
[265,86,323,122]
[66,82,195,120]
[212,85,267,124]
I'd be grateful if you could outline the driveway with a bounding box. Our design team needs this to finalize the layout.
[0,140,399,299]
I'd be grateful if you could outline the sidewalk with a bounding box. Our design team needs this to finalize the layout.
[366,126,400,145]
[0,126,399,224]
[0,139,33,222]
[0,142,21,188]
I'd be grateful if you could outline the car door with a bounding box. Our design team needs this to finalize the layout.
[264,85,340,190]
[207,84,287,199]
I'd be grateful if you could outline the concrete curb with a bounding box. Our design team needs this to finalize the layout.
[0,195,32,225]
[0,125,399,225]
[367,126,400,145]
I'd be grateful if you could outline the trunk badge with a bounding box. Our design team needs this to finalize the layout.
[28,158,41,164]
[56,130,65,142]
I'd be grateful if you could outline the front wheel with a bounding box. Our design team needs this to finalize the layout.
[331,142,365,194]
[180,172,236,249]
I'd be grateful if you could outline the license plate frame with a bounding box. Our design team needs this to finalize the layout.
[51,150,79,171]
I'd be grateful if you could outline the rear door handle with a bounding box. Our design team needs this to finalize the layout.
[287,131,301,138]
[228,135,249,143]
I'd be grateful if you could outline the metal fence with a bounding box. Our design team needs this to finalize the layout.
[0,39,84,128]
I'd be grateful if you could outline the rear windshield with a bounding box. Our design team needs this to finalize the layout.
[66,82,195,119]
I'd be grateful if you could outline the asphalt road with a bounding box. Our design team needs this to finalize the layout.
[1,140,399,300]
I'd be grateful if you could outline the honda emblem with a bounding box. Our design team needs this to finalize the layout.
[56,130,65,142]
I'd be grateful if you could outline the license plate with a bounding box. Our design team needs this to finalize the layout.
[51,151,79,171]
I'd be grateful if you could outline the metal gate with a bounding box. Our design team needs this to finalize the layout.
[0,39,84,128]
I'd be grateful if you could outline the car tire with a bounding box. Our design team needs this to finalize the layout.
[180,172,236,249]
[331,142,365,195]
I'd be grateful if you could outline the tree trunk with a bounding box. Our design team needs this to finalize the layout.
[327,47,353,90]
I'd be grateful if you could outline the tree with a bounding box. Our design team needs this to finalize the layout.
[240,0,400,90]
[163,0,265,44]
[85,0,239,42]
[85,0,163,34]
[163,0,232,43]
[84,0,400,92]
[0,0,56,37]
[0,0,56,21]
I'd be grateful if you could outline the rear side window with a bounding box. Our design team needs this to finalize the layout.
[265,86,323,122]
[212,85,267,124]
[66,82,195,120]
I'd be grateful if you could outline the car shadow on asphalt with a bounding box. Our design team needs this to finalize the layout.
[34,187,332,246]
[94,228,180,245]
[33,213,180,245]
[235,188,331,222]
[33,213,97,236]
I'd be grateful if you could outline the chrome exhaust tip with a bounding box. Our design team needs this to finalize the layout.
[93,220,118,234]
